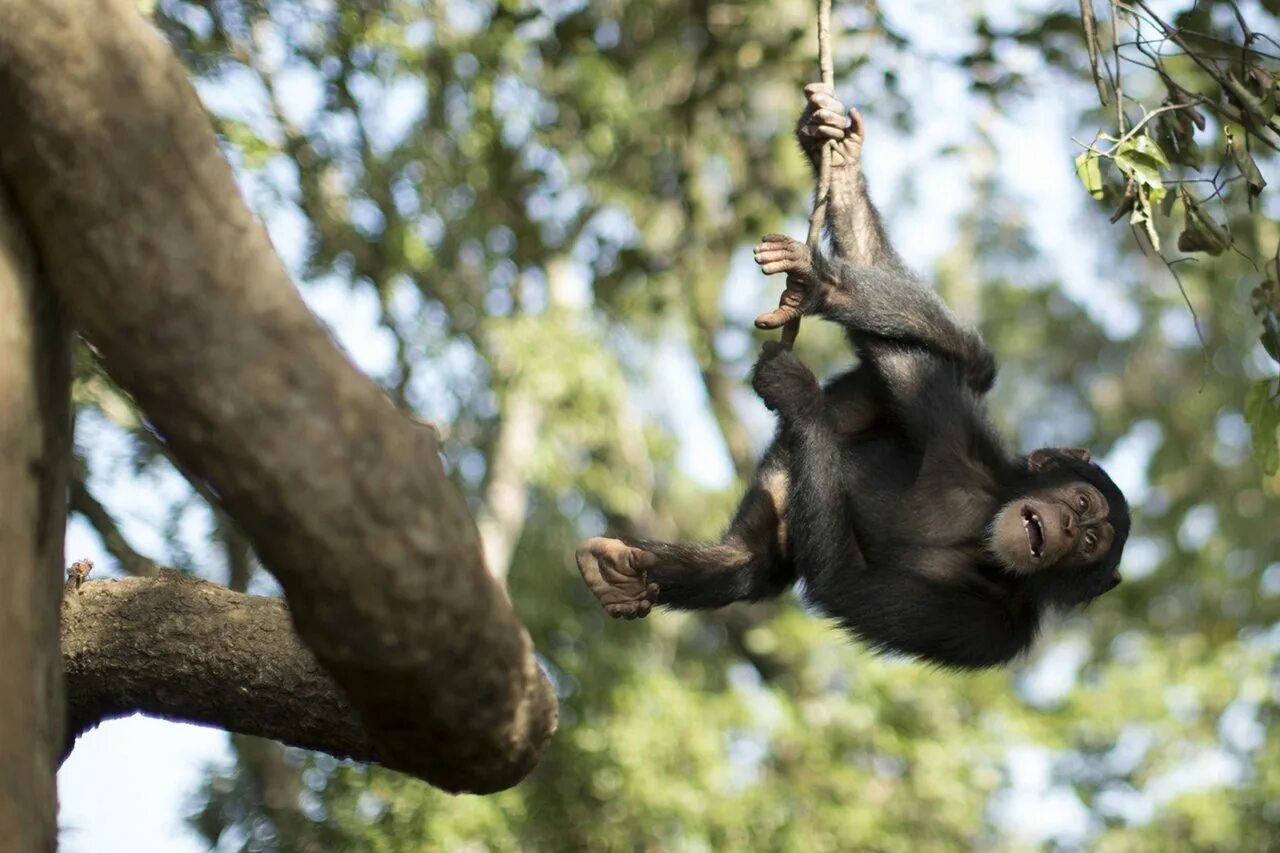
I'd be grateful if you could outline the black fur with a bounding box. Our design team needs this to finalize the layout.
[592,90,1131,669]
[656,283,1130,669]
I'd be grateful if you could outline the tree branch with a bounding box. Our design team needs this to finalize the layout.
[475,390,541,583]
[61,573,382,765]
[0,0,555,793]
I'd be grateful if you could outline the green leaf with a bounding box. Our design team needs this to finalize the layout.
[1074,150,1104,200]
[1114,139,1167,188]
[1244,380,1280,476]
[1126,133,1170,168]
[1128,187,1162,251]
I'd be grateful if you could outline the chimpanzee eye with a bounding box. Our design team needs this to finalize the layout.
[1077,493,1090,512]
[1083,531,1098,551]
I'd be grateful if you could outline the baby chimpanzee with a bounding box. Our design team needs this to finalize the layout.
[577,84,1129,669]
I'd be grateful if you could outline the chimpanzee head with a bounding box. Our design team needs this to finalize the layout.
[989,447,1131,607]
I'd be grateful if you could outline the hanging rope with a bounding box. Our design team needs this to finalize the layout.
[780,0,834,349]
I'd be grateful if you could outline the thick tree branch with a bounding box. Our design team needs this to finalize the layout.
[0,0,555,792]
[61,573,381,765]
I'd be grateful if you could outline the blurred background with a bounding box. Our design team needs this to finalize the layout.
[59,0,1279,849]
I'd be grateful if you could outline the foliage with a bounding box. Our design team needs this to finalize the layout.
[1065,0,1280,466]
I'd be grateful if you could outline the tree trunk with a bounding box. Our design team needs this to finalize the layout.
[0,188,71,850]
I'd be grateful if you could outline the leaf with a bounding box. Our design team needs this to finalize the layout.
[1114,137,1168,188]
[1128,186,1161,251]
[1252,277,1280,364]
[1127,133,1170,168]
[1263,314,1280,364]
[1225,126,1267,197]
[1177,221,1224,255]
[1176,188,1231,256]
[1225,72,1277,128]
[1244,380,1280,477]
[1249,67,1277,122]
[1177,230,1211,254]
[1074,150,1105,200]
[1157,107,1204,170]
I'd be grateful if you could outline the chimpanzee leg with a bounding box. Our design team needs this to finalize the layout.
[751,343,872,600]
[576,446,795,619]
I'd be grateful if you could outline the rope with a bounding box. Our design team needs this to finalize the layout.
[780,0,834,349]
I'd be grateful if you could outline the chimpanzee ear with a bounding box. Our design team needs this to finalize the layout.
[1027,449,1057,472]
[1105,570,1121,592]
[1027,447,1091,472]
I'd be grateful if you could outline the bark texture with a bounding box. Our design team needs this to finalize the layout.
[0,0,555,792]
[62,573,380,764]
[0,189,71,850]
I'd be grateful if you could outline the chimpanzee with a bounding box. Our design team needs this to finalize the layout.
[576,84,1130,669]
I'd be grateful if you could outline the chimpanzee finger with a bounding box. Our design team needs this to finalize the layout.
[755,306,800,329]
[759,261,801,275]
[811,108,847,128]
[754,239,801,255]
[754,249,797,263]
[803,82,835,98]
[809,92,845,114]
[848,106,865,138]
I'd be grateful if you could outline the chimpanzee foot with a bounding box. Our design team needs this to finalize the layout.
[576,537,660,619]
[753,234,814,279]
[754,234,817,330]
[752,341,824,418]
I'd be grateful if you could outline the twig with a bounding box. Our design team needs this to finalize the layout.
[1100,102,1200,155]
[1155,253,1209,378]
[1110,0,1126,133]
[782,0,834,349]
[1080,0,1110,106]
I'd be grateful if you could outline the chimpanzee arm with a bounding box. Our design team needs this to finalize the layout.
[796,84,908,275]
[576,446,796,618]
[754,237,996,394]
[817,262,996,394]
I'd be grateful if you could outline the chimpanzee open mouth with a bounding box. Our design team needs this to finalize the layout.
[1021,506,1044,558]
